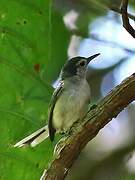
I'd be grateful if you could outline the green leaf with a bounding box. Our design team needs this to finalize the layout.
[0,0,70,179]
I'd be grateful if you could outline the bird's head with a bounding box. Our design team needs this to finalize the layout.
[61,53,100,79]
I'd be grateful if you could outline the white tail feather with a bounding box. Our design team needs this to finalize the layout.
[14,126,49,148]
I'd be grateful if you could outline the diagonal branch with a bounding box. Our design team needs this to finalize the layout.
[121,0,135,38]
[42,73,135,180]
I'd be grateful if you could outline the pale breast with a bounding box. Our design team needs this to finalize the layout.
[53,79,90,132]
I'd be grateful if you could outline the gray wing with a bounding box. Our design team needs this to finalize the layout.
[48,81,64,141]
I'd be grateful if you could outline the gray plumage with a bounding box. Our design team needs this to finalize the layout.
[14,53,100,147]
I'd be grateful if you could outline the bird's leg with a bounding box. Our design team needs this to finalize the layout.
[54,121,82,156]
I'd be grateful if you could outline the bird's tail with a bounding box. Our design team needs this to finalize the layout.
[14,126,49,148]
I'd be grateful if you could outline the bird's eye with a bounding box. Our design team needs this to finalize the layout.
[79,61,86,67]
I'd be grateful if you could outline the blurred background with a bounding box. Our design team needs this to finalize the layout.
[0,0,135,179]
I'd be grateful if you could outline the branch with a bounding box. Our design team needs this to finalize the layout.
[121,0,135,38]
[109,5,135,21]
[42,73,135,180]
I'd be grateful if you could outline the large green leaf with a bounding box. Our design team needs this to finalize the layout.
[0,0,69,179]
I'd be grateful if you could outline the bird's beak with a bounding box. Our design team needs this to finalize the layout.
[87,53,100,64]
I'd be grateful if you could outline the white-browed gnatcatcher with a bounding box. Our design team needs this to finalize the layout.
[14,53,100,147]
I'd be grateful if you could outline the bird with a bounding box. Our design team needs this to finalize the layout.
[14,53,100,148]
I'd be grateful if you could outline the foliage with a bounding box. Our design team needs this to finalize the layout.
[0,0,69,179]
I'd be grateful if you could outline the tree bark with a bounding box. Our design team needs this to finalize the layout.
[42,73,135,180]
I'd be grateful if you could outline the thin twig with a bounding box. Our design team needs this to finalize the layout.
[121,0,135,38]
[109,5,135,21]
[42,73,135,180]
